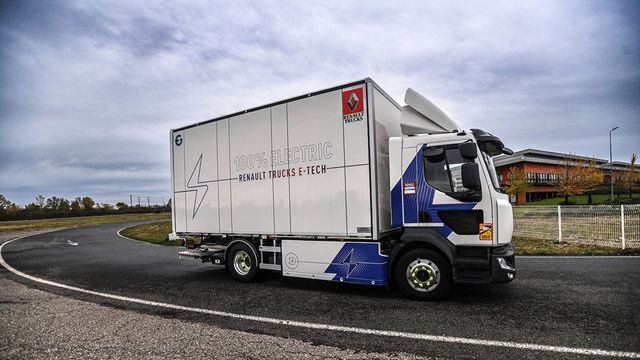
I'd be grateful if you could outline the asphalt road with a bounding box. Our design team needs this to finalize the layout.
[2,222,639,359]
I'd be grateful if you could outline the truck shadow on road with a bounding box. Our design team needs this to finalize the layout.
[185,266,517,305]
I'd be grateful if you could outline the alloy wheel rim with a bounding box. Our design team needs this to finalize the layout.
[233,250,251,276]
[406,258,440,293]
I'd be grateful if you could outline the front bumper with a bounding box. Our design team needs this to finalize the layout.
[453,243,516,284]
[490,243,516,283]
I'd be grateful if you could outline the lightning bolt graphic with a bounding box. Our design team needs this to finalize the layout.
[342,249,359,277]
[186,154,211,219]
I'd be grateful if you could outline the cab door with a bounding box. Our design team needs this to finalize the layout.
[414,141,494,245]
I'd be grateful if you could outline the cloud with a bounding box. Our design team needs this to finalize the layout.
[0,0,638,204]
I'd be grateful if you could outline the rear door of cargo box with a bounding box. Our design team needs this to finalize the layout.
[171,122,222,234]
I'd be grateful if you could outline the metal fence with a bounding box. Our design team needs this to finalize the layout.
[513,205,640,249]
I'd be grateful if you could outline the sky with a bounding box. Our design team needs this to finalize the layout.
[1,0,639,205]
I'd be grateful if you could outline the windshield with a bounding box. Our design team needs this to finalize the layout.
[480,150,502,191]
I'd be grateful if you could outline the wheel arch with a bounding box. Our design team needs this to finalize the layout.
[225,238,259,270]
[388,227,455,283]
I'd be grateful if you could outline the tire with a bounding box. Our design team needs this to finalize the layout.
[394,248,451,300]
[226,242,258,282]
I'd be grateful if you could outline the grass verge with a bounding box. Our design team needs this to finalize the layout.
[0,213,171,233]
[119,221,639,255]
[119,221,180,246]
[513,236,639,256]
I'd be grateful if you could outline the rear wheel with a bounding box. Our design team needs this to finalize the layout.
[395,248,451,300]
[227,242,258,282]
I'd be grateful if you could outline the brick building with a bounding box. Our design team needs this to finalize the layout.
[493,149,631,204]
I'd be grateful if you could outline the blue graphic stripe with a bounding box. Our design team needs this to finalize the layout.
[324,243,388,286]
[390,181,402,228]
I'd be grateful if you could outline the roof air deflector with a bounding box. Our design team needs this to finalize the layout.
[400,88,461,135]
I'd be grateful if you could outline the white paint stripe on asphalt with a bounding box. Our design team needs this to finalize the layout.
[116,226,185,249]
[2,235,639,359]
[115,227,168,246]
[116,227,131,240]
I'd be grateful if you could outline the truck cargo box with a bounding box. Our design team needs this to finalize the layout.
[171,79,402,240]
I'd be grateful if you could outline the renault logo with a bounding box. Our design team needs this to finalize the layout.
[347,92,359,111]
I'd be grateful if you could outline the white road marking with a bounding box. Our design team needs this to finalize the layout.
[1,234,639,359]
[116,227,180,247]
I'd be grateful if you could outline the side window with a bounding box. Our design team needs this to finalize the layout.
[423,145,471,194]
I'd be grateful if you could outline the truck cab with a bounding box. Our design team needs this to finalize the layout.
[387,89,515,299]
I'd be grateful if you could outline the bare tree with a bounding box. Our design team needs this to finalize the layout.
[46,196,70,211]
[35,195,46,208]
[0,194,12,210]
[81,196,95,211]
[71,197,82,211]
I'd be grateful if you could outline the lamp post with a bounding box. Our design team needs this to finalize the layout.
[609,126,618,201]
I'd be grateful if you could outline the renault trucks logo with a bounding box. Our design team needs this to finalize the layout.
[342,87,364,124]
[346,92,359,111]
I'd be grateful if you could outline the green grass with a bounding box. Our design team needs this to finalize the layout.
[513,236,639,256]
[0,213,170,233]
[119,221,180,246]
[119,220,639,256]
[525,193,639,206]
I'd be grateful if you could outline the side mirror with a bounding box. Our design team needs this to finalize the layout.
[459,142,477,160]
[502,147,514,155]
[462,163,481,191]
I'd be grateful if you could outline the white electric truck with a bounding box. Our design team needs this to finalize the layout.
[170,78,515,300]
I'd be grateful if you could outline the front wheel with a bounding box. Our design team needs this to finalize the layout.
[395,248,451,300]
[227,242,258,282]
